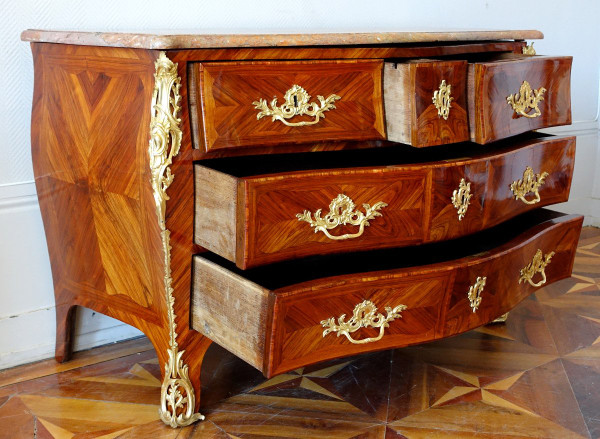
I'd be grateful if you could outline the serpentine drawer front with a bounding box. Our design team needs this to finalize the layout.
[191,210,583,377]
[195,135,575,268]
[468,56,572,144]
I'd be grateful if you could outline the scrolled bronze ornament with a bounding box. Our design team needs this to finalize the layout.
[451,178,472,221]
[149,52,203,428]
[321,300,407,345]
[507,80,546,118]
[519,249,555,288]
[510,166,549,205]
[432,79,453,120]
[253,84,341,127]
[296,194,387,241]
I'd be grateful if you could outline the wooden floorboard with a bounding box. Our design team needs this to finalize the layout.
[0,226,598,438]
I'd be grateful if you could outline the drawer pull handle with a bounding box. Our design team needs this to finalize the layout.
[506,80,546,118]
[467,276,487,312]
[510,166,549,205]
[451,178,472,221]
[296,194,387,241]
[321,300,407,345]
[253,84,341,127]
[432,79,453,120]
[519,249,555,287]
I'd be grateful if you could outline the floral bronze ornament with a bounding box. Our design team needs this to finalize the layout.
[432,79,453,120]
[149,52,203,428]
[253,84,341,127]
[519,249,555,287]
[522,42,536,55]
[451,178,472,221]
[296,194,387,240]
[510,166,549,205]
[321,300,407,345]
[492,313,509,323]
[467,276,487,313]
[506,80,546,118]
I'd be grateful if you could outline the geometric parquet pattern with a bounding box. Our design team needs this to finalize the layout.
[1,227,599,439]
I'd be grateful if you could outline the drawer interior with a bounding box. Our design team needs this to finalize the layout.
[196,208,570,290]
[197,132,551,178]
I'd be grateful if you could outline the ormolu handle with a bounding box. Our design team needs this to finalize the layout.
[321,300,407,345]
[519,249,555,287]
[296,194,387,241]
[467,276,487,312]
[506,80,546,118]
[252,84,341,127]
[451,178,472,221]
[432,79,453,120]
[510,166,549,205]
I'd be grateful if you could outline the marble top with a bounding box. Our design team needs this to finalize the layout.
[20,29,543,50]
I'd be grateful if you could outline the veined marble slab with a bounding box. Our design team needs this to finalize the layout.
[20,29,543,49]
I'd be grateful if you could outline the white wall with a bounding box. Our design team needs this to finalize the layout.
[1,0,598,369]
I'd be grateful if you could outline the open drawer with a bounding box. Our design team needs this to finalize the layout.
[191,209,583,377]
[195,134,575,269]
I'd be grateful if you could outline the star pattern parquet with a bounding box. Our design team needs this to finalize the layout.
[1,227,599,438]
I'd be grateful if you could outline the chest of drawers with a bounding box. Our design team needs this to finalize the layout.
[21,29,582,428]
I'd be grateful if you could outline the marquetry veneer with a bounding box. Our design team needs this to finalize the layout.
[21,29,581,428]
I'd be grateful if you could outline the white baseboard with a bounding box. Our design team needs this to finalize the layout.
[0,305,142,370]
[0,184,143,370]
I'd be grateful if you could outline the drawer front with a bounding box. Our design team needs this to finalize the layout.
[384,60,469,147]
[429,135,575,241]
[443,215,582,335]
[486,135,575,225]
[268,212,582,375]
[270,273,448,375]
[193,60,386,151]
[241,169,427,268]
[468,56,572,144]
[195,135,575,269]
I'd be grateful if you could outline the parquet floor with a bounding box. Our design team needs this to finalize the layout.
[1,227,599,439]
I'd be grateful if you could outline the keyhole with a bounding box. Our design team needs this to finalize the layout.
[293,95,298,107]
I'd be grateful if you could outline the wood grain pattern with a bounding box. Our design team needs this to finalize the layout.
[169,40,526,63]
[31,43,165,348]
[195,135,575,268]
[468,56,572,144]
[191,211,583,377]
[429,135,575,241]
[193,60,386,151]
[191,258,273,370]
[30,43,211,411]
[443,214,582,336]
[194,167,238,261]
[384,60,469,147]
[271,273,449,375]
